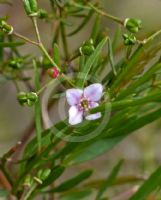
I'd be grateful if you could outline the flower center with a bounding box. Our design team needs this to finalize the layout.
[79,97,89,111]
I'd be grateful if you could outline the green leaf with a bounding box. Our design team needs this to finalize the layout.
[91,14,101,43]
[53,43,60,66]
[91,91,161,114]
[129,166,161,200]
[33,60,42,152]
[76,37,107,88]
[68,9,94,36]
[0,41,25,47]
[60,190,92,200]
[84,175,144,189]
[40,166,65,188]
[117,61,161,100]
[108,38,117,76]
[96,160,123,200]
[46,170,93,193]
[63,137,122,166]
[111,44,144,91]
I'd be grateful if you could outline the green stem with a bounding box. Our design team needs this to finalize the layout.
[32,17,41,43]
[22,184,37,200]
[140,29,161,44]
[12,19,75,87]
[88,3,124,25]
[60,10,69,60]
[37,79,55,95]
[12,32,39,46]
[33,60,42,153]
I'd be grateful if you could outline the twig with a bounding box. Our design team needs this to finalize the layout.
[12,32,39,46]
[88,3,124,25]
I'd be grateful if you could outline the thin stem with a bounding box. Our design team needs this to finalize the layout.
[60,10,69,60]
[141,29,161,44]
[39,43,59,68]
[13,80,20,92]
[12,32,39,46]
[0,163,13,187]
[37,79,55,95]
[32,17,41,44]
[88,3,124,25]
[20,184,37,200]
[12,21,75,87]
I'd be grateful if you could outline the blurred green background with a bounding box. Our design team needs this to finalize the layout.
[0,0,161,198]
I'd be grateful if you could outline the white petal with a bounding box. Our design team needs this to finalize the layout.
[68,106,83,125]
[66,89,83,106]
[85,102,101,121]
[84,83,103,102]
[85,112,101,120]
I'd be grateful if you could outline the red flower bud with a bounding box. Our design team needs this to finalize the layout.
[47,67,60,78]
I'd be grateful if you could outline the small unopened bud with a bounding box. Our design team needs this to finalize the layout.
[23,0,38,16]
[9,58,23,70]
[0,19,13,34]
[80,39,95,56]
[26,92,38,106]
[17,92,27,106]
[124,18,142,33]
[47,67,60,78]
[38,9,48,19]
[17,92,38,106]
[122,33,136,45]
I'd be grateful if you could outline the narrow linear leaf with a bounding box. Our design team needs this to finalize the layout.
[111,45,144,91]
[91,91,161,113]
[53,43,60,66]
[60,190,92,200]
[91,14,101,43]
[129,166,161,200]
[76,37,107,88]
[117,61,161,100]
[33,60,42,152]
[96,160,124,200]
[39,166,65,188]
[108,38,117,76]
[46,170,93,193]
[63,137,122,166]
[68,9,94,36]
[0,41,25,47]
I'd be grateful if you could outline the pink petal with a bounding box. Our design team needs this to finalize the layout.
[68,106,83,125]
[84,83,103,102]
[66,89,83,106]
[85,102,101,121]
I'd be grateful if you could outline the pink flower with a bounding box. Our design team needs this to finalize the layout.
[66,83,103,125]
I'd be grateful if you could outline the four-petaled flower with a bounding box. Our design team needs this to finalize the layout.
[66,83,103,125]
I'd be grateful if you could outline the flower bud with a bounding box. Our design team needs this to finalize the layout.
[17,92,27,106]
[0,19,13,34]
[17,92,38,106]
[26,92,38,106]
[122,33,136,45]
[38,9,48,19]
[9,58,23,70]
[47,67,60,78]
[79,39,95,56]
[23,0,38,16]
[124,18,142,33]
